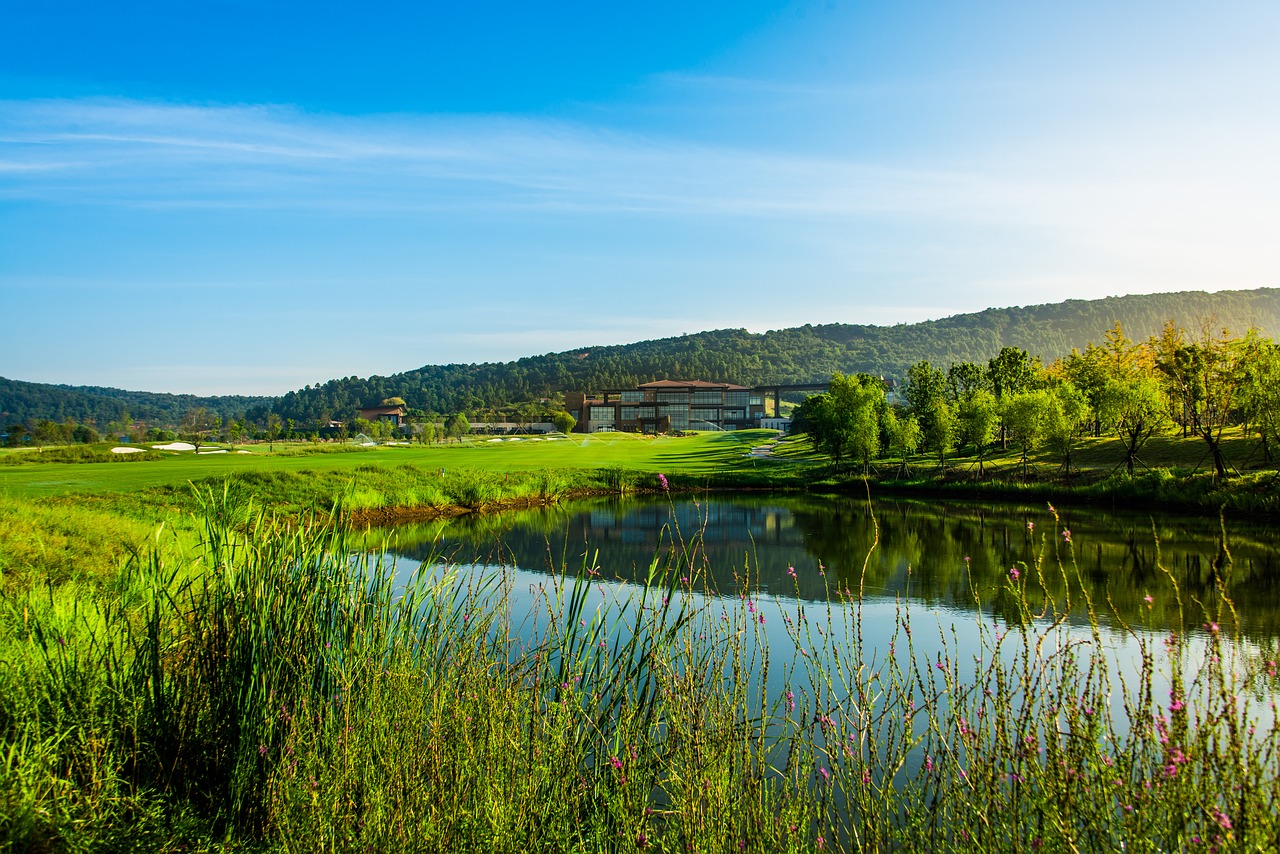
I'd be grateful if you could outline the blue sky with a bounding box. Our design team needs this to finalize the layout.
[3,1,1278,395]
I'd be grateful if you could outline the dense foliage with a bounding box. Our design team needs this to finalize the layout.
[793,317,1280,485]
[4,288,1275,431]
[0,377,268,431]
[268,288,1279,425]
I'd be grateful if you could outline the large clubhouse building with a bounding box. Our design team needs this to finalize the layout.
[566,380,770,434]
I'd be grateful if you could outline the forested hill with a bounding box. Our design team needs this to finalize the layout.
[0,379,269,430]
[4,288,1277,427]
[271,287,1280,423]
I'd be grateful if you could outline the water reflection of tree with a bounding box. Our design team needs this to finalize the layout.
[376,495,1280,643]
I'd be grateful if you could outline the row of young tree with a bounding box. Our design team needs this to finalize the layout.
[792,322,1280,480]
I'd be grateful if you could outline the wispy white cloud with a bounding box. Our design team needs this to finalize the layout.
[0,96,1116,224]
[3,95,1278,349]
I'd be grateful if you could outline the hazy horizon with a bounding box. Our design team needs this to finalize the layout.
[4,2,1278,395]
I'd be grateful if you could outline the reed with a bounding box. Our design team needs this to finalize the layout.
[2,488,1277,852]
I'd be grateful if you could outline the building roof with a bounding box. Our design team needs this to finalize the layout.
[358,405,405,415]
[635,379,750,390]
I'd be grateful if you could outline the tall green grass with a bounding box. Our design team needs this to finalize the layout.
[2,487,1277,851]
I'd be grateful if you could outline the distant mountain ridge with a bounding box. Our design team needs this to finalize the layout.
[3,288,1277,427]
[0,379,271,430]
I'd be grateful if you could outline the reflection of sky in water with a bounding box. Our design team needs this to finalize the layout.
[379,495,1280,641]
[382,494,1276,778]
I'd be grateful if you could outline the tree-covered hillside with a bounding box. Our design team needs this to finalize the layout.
[0,379,269,429]
[4,288,1277,427]
[270,288,1279,424]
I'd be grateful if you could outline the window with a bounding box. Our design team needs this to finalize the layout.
[638,406,657,419]
[657,391,689,403]
[620,391,643,403]
[589,406,616,424]
[724,409,745,421]
[620,407,638,421]
[748,395,763,406]
[691,390,722,404]
[691,408,721,422]
[725,391,749,407]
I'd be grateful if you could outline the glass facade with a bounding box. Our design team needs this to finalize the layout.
[580,383,779,434]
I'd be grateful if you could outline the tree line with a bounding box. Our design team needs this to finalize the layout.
[792,321,1280,481]
[5,288,1275,429]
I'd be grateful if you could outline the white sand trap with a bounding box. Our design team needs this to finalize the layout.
[152,442,196,451]
[111,446,146,454]
[197,449,228,454]
[236,450,252,454]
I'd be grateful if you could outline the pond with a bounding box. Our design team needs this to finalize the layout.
[377,493,1280,644]
[356,493,1280,842]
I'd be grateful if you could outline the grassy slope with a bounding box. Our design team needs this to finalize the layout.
[0,432,792,498]
[2,427,1277,590]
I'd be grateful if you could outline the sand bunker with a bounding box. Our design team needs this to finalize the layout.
[111,446,146,454]
[152,442,196,451]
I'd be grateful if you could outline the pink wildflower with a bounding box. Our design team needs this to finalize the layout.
[1010,566,1020,581]
[657,473,669,491]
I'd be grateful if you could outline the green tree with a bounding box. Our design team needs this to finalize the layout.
[1238,332,1280,464]
[793,373,884,472]
[1001,390,1052,479]
[956,388,999,477]
[987,347,1038,449]
[946,361,988,400]
[1043,382,1091,475]
[180,407,221,455]
[71,422,99,444]
[31,419,60,449]
[266,412,283,452]
[1098,376,1167,475]
[552,411,577,435]
[1154,324,1247,479]
[924,399,957,472]
[882,407,921,479]
[904,360,948,456]
[445,413,471,443]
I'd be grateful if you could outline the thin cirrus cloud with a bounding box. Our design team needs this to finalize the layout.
[0,96,1065,226]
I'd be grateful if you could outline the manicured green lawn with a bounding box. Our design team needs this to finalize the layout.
[0,431,789,498]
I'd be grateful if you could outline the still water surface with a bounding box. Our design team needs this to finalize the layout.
[380,494,1280,643]
[371,495,1280,770]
